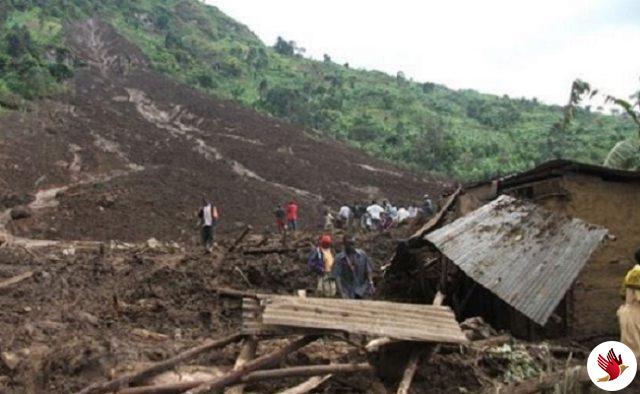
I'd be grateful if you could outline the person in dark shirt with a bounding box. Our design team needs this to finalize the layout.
[332,234,374,299]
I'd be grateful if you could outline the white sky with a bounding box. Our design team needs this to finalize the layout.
[207,0,640,106]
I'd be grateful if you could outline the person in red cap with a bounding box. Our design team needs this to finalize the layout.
[307,234,336,297]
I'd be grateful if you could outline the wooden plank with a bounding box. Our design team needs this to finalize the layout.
[264,301,459,322]
[261,295,456,314]
[76,334,244,394]
[262,315,466,343]
[0,271,34,289]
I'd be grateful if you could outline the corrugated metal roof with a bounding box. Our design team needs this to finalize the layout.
[426,195,608,326]
[260,295,468,343]
[465,159,640,191]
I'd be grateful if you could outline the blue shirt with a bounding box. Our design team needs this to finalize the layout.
[332,249,373,299]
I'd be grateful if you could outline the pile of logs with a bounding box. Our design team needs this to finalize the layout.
[75,333,373,394]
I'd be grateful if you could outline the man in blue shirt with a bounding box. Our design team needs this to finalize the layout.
[332,234,374,299]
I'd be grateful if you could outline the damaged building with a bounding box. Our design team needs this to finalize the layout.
[460,160,640,338]
[386,160,640,340]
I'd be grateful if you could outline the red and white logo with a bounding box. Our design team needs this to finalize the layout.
[587,341,637,391]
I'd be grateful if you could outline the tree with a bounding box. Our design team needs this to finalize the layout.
[561,79,640,170]
[274,36,294,56]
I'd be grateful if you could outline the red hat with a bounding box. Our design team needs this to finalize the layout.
[319,234,332,248]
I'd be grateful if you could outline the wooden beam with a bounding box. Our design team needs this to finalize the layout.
[184,335,319,394]
[225,337,258,394]
[76,333,244,394]
[275,375,332,394]
[410,186,462,240]
[396,292,444,394]
[0,270,34,290]
[117,363,370,394]
[228,226,252,252]
[214,287,260,299]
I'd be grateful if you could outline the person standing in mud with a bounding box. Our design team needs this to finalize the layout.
[274,204,286,233]
[285,199,299,232]
[308,234,337,297]
[332,234,374,299]
[198,198,219,253]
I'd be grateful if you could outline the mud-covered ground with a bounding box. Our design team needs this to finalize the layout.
[0,226,408,393]
[0,223,601,394]
[0,17,448,243]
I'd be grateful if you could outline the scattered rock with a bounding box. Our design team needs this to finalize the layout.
[1,351,20,370]
[146,238,161,249]
[74,311,99,326]
[62,247,76,256]
[98,193,117,208]
[10,206,32,220]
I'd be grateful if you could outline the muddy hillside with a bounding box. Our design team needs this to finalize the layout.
[0,18,441,243]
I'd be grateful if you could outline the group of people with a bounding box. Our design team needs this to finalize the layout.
[274,199,299,233]
[327,194,435,233]
[307,233,374,299]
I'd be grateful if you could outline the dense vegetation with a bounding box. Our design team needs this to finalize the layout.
[0,0,636,179]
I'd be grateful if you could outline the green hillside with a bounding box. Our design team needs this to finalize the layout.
[0,0,636,179]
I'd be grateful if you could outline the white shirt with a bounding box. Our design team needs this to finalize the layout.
[397,208,410,223]
[339,206,352,219]
[367,204,384,220]
[202,204,213,226]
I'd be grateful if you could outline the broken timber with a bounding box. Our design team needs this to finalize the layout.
[116,363,370,394]
[255,294,467,343]
[76,333,244,394]
[0,270,34,290]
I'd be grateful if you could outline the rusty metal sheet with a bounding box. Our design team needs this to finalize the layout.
[260,295,468,343]
[426,195,608,326]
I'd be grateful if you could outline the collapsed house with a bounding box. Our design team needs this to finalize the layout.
[460,160,640,338]
[385,159,640,340]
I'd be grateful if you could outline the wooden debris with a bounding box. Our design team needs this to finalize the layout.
[228,226,252,252]
[117,362,369,394]
[489,366,589,394]
[396,291,444,394]
[0,270,34,290]
[242,247,297,255]
[214,287,260,299]
[261,295,467,343]
[225,337,258,394]
[411,186,462,240]
[131,328,170,341]
[75,333,244,394]
[184,335,319,394]
[276,375,332,394]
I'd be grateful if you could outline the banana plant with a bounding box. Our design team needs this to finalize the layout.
[565,80,640,170]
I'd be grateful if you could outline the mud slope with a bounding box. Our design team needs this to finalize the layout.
[0,18,441,242]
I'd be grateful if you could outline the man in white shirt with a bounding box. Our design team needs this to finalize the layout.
[338,205,352,230]
[366,201,384,231]
[198,198,219,253]
[397,207,410,224]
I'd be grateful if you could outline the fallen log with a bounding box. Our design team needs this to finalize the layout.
[242,247,297,255]
[0,270,34,290]
[184,335,319,394]
[76,333,244,394]
[228,226,252,252]
[276,374,332,394]
[117,362,369,394]
[225,337,258,394]
[213,287,260,299]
